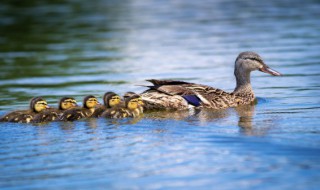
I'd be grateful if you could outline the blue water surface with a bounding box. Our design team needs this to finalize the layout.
[0,0,320,189]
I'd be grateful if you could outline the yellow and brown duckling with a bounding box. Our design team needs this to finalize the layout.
[32,97,78,123]
[123,91,144,114]
[92,92,122,117]
[0,97,49,123]
[101,94,144,119]
[60,95,100,121]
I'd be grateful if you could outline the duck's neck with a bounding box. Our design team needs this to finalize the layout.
[233,68,254,95]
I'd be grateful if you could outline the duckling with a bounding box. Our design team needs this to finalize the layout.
[32,97,77,123]
[101,94,143,119]
[60,95,100,121]
[0,97,49,123]
[123,91,144,113]
[92,92,122,117]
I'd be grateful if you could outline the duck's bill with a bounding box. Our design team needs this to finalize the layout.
[259,66,282,76]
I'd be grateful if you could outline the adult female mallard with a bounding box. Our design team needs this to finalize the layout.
[141,51,282,110]
[101,94,144,119]
[60,95,100,121]
[32,97,78,123]
[0,97,49,123]
[92,92,122,117]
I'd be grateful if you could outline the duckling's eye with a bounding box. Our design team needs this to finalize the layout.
[37,101,47,106]
[112,96,120,100]
[130,99,139,103]
[88,98,97,102]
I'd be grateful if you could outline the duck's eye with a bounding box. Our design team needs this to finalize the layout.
[246,57,262,63]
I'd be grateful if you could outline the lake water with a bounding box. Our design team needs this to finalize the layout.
[0,0,320,189]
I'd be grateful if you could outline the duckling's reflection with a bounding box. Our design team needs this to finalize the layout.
[85,118,98,129]
[101,116,143,126]
[58,121,76,131]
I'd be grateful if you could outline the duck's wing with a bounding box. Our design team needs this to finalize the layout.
[143,79,237,109]
[146,79,191,86]
[144,79,195,95]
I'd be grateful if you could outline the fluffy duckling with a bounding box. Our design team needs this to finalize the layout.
[92,92,122,117]
[60,95,100,121]
[123,91,144,113]
[101,94,144,119]
[0,97,49,123]
[32,97,77,123]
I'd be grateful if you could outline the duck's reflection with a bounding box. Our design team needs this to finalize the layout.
[235,103,255,129]
[143,103,256,132]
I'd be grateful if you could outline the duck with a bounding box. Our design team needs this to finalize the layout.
[140,51,282,110]
[32,97,78,123]
[92,92,122,117]
[101,94,144,118]
[60,95,100,121]
[0,97,49,123]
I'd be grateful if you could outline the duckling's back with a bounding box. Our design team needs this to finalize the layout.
[60,107,91,121]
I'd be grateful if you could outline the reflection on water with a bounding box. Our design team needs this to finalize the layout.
[1,0,320,189]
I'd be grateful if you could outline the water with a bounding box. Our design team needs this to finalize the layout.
[0,0,320,189]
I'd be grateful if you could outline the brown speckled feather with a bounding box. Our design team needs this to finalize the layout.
[60,107,93,121]
[32,108,61,123]
[141,80,249,110]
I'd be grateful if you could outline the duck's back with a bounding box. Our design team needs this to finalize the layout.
[141,79,240,110]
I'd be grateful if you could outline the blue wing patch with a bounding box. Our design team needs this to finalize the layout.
[182,95,202,107]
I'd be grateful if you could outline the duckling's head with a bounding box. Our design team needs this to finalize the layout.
[125,95,141,110]
[235,52,282,76]
[30,97,49,113]
[83,95,100,109]
[59,97,77,110]
[103,92,121,108]
[123,91,137,100]
[124,92,144,106]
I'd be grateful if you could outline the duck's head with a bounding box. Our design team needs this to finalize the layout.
[235,52,282,76]
[30,97,49,113]
[103,92,121,108]
[125,95,141,110]
[83,95,100,109]
[59,97,78,110]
